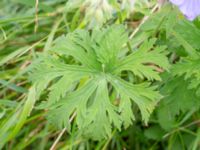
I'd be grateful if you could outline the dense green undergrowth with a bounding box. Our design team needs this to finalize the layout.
[1,0,200,149]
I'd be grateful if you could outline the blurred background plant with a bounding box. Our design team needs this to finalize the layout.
[1,0,200,150]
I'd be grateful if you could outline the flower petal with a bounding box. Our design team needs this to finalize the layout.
[170,0,200,20]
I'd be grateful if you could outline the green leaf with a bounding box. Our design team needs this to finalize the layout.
[174,20,200,50]
[172,58,200,96]
[119,95,135,128]
[31,25,167,140]
[52,31,100,70]
[47,79,98,130]
[48,74,79,104]
[92,25,128,66]
[108,75,161,124]
[115,38,169,81]
[81,79,121,140]
[157,76,200,130]
[144,125,165,140]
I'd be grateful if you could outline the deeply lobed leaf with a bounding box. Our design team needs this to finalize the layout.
[30,25,169,139]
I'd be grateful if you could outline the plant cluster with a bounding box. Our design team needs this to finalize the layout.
[1,0,200,149]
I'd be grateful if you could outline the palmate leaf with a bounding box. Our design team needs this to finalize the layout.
[30,25,169,139]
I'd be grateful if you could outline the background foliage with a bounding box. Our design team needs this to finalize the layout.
[1,0,200,149]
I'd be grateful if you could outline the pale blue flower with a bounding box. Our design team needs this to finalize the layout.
[170,0,200,20]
